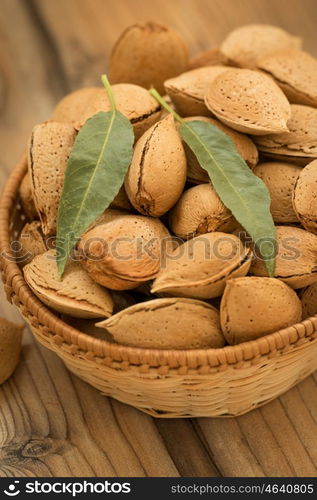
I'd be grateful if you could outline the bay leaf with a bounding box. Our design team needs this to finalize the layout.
[150,90,276,276]
[56,77,134,277]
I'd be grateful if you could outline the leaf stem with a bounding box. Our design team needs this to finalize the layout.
[149,89,184,123]
[101,74,116,111]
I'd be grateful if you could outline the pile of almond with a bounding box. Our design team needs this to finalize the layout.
[19,23,317,350]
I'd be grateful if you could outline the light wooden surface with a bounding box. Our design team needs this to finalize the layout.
[1,0,317,477]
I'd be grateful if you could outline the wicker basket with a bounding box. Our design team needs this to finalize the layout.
[1,156,317,418]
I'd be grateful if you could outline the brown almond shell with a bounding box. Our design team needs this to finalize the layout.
[250,226,317,288]
[125,115,187,217]
[258,49,317,107]
[24,250,114,318]
[293,159,317,234]
[220,277,302,344]
[109,22,189,95]
[253,162,301,223]
[152,232,252,299]
[220,24,302,68]
[205,69,291,135]
[96,298,225,350]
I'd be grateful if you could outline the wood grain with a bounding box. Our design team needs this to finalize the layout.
[1,0,317,477]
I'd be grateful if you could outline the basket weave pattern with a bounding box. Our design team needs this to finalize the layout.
[1,156,317,418]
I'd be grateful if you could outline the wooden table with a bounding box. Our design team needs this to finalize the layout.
[1,0,317,477]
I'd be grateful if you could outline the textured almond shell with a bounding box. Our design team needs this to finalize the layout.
[258,49,317,107]
[300,283,317,319]
[0,318,23,385]
[169,184,237,239]
[254,105,317,159]
[220,277,302,344]
[189,48,229,70]
[110,186,132,211]
[96,298,225,349]
[87,208,129,232]
[164,66,231,117]
[79,215,173,290]
[250,226,317,288]
[18,221,49,266]
[109,22,189,95]
[24,251,114,318]
[28,122,76,235]
[52,85,162,140]
[183,116,258,183]
[253,162,301,223]
[152,232,252,299]
[205,69,291,135]
[220,24,302,68]
[19,173,37,221]
[293,159,317,233]
[125,115,186,217]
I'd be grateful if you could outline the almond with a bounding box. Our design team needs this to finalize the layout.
[220,277,302,344]
[19,173,37,221]
[300,283,317,319]
[205,69,291,135]
[78,215,173,290]
[152,232,251,299]
[0,318,24,384]
[254,104,317,163]
[169,184,237,239]
[125,115,186,216]
[220,24,302,68]
[293,159,317,233]
[96,298,225,349]
[164,66,231,117]
[109,22,189,94]
[183,116,258,183]
[24,250,114,318]
[18,221,51,266]
[189,48,229,70]
[253,162,301,223]
[250,226,317,288]
[52,84,162,140]
[258,49,317,107]
[28,122,76,235]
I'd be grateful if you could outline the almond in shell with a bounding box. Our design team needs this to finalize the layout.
[19,173,37,221]
[152,232,252,299]
[189,48,229,70]
[183,116,258,183]
[253,162,301,223]
[109,22,189,95]
[24,250,114,318]
[258,49,317,107]
[254,104,317,164]
[220,24,302,68]
[18,221,51,266]
[300,283,317,319]
[169,184,237,239]
[96,298,225,349]
[164,66,231,117]
[28,122,76,235]
[293,159,317,233]
[125,115,186,217]
[205,69,291,135]
[250,226,317,288]
[78,215,173,290]
[52,84,162,140]
[220,277,302,344]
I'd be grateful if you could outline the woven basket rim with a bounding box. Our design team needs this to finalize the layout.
[1,155,316,368]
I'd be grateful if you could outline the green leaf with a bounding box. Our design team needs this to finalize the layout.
[149,89,276,276]
[56,76,134,277]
